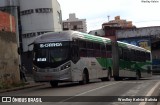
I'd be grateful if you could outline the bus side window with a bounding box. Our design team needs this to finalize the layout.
[80,49,87,57]
[101,44,106,58]
[123,49,127,60]
[106,45,112,51]
[87,41,93,49]
[119,47,123,59]
[79,40,87,57]
[94,43,101,57]
[142,52,145,62]
[106,44,112,58]
[127,49,131,61]
[71,45,80,63]
[139,51,143,62]
[87,41,94,57]
[79,40,86,49]
[146,52,150,61]
[132,50,136,61]
[123,49,130,61]
[137,51,141,62]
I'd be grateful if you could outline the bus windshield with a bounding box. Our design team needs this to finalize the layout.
[33,47,69,68]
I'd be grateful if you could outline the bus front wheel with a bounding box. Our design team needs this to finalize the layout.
[136,70,141,80]
[106,69,111,81]
[50,81,58,87]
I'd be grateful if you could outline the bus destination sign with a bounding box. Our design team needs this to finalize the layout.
[40,43,62,48]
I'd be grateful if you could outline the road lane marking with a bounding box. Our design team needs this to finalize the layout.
[139,81,160,105]
[57,81,121,103]
[75,82,121,96]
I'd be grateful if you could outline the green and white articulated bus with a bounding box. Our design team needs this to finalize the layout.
[32,30,113,87]
[112,41,152,80]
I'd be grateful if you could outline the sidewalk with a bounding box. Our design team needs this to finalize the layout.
[0,76,45,93]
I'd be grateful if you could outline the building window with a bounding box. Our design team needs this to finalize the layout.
[37,31,53,36]
[20,9,34,16]
[23,31,54,38]
[22,32,36,38]
[35,8,53,13]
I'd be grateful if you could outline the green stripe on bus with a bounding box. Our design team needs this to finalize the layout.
[96,58,112,69]
[119,59,151,73]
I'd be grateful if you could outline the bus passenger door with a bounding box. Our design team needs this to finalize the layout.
[70,45,82,81]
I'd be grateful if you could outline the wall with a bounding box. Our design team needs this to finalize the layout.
[89,29,117,41]
[89,29,105,36]
[0,11,16,33]
[118,37,151,51]
[0,32,20,86]
[116,26,160,39]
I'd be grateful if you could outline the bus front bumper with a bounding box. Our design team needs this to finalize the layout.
[33,68,72,82]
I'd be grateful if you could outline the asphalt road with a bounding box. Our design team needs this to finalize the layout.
[0,75,160,105]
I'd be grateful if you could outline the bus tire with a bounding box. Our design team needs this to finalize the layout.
[136,70,141,80]
[101,68,111,81]
[114,76,122,81]
[50,81,58,87]
[79,70,89,85]
[101,78,107,81]
[106,68,111,81]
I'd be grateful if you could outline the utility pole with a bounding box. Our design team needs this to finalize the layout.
[107,15,110,22]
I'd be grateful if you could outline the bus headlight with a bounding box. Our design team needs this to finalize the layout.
[33,66,37,72]
[61,62,71,70]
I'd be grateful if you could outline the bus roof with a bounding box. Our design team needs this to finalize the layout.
[34,30,111,44]
[117,41,151,53]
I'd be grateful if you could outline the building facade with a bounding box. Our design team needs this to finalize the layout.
[102,16,134,28]
[1,0,63,74]
[63,13,87,33]
[89,16,135,41]
[20,0,62,52]
[0,11,16,33]
[19,0,62,73]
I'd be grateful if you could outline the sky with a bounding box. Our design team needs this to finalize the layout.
[58,0,160,32]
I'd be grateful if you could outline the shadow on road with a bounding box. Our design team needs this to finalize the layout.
[33,80,101,90]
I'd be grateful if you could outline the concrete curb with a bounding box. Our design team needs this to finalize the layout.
[0,82,45,93]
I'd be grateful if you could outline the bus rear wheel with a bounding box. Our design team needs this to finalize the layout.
[114,76,122,81]
[107,69,111,81]
[101,70,111,81]
[79,70,89,85]
[136,70,141,80]
[50,81,58,87]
